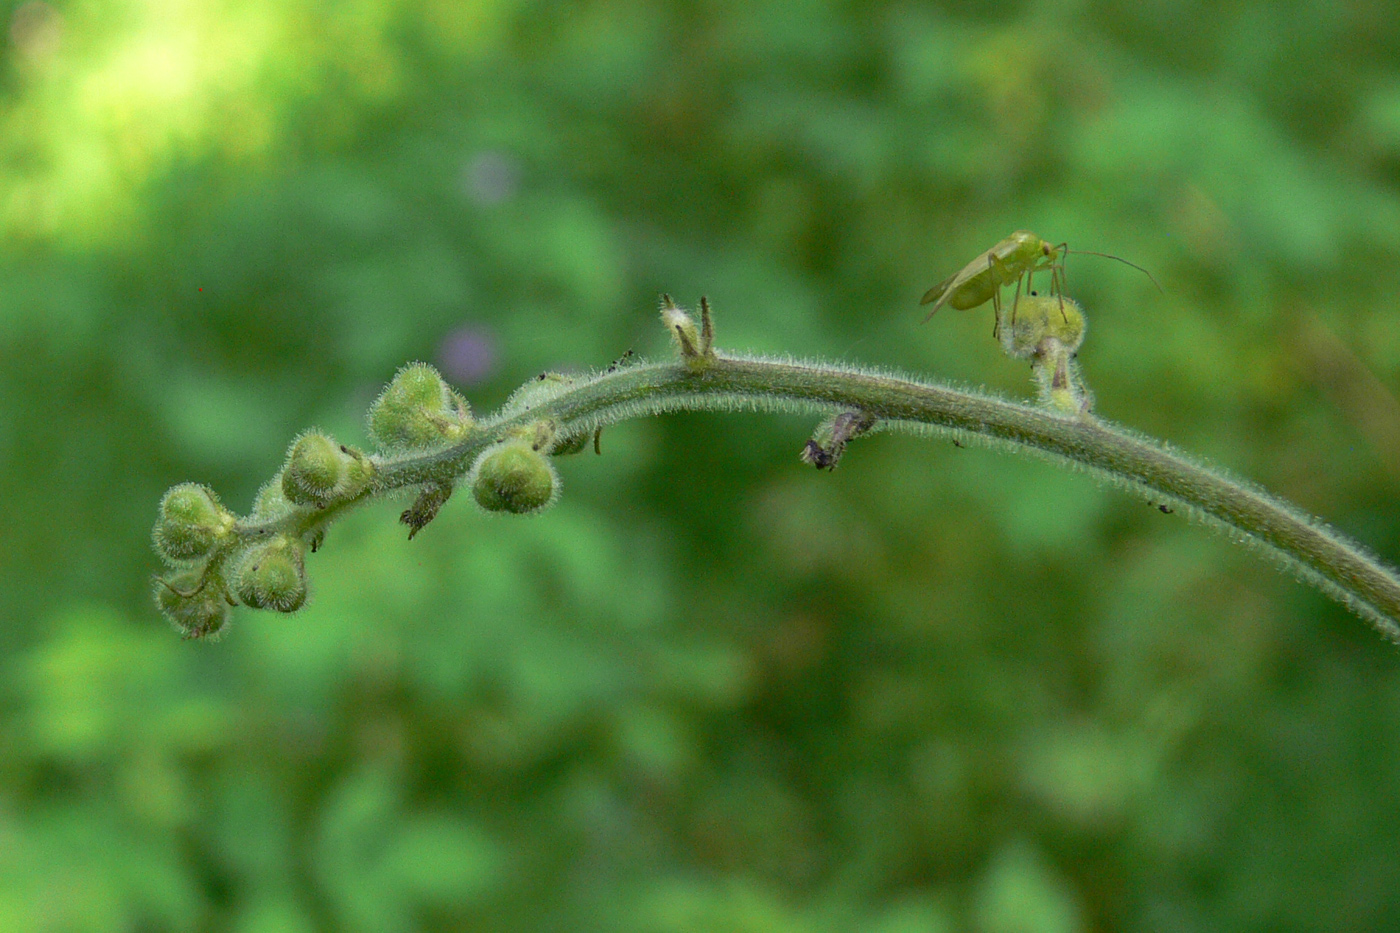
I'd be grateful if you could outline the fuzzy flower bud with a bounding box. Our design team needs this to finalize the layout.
[367,362,473,451]
[153,483,235,562]
[233,536,309,612]
[281,431,374,506]
[154,569,231,639]
[252,473,291,519]
[1001,294,1086,360]
[469,439,559,514]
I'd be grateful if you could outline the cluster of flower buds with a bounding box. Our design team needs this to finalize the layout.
[152,465,326,638]
[152,300,732,634]
[152,359,591,634]
[151,483,239,638]
[388,367,567,532]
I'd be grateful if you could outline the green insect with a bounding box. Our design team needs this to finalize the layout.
[920,231,1158,331]
[921,230,1064,323]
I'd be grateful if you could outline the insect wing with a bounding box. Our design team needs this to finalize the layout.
[919,233,1043,319]
[920,243,999,317]
[919,270,960,308]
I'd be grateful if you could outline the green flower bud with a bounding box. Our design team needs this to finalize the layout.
[281,431,374,506]
[470,440,558,514]
[1001,294,1085,360]
[252,473,292,519]
[153,483,234,562]
[282,432,342,501]
[154,569,231,639]
[367,362,473,451]
[234,536,308,612]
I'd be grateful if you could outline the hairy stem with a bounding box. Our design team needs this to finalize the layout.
[237,354,1400,641]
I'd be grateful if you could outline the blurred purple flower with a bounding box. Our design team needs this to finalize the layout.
[438,324,498,386]
[461,151,521,206]
[10,2,62,59]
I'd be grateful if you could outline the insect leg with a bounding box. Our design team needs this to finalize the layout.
[1052,246,1069,321]
[1009,267,1024,327]
[988,252,1015,336]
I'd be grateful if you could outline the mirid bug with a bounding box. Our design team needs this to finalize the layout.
[921,230,1063,323]
[920,231,1158,333]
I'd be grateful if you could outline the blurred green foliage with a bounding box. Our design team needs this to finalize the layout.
[4,0,1400,929]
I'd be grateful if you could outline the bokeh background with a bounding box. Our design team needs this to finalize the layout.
[5,0,1400,930]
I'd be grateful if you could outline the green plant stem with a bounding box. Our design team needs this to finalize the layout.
[244,354,1400,640]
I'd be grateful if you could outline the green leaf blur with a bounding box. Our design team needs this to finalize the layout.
[5,0,1400,929]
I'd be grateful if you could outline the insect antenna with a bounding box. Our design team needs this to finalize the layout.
[1064,249,1163,293]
